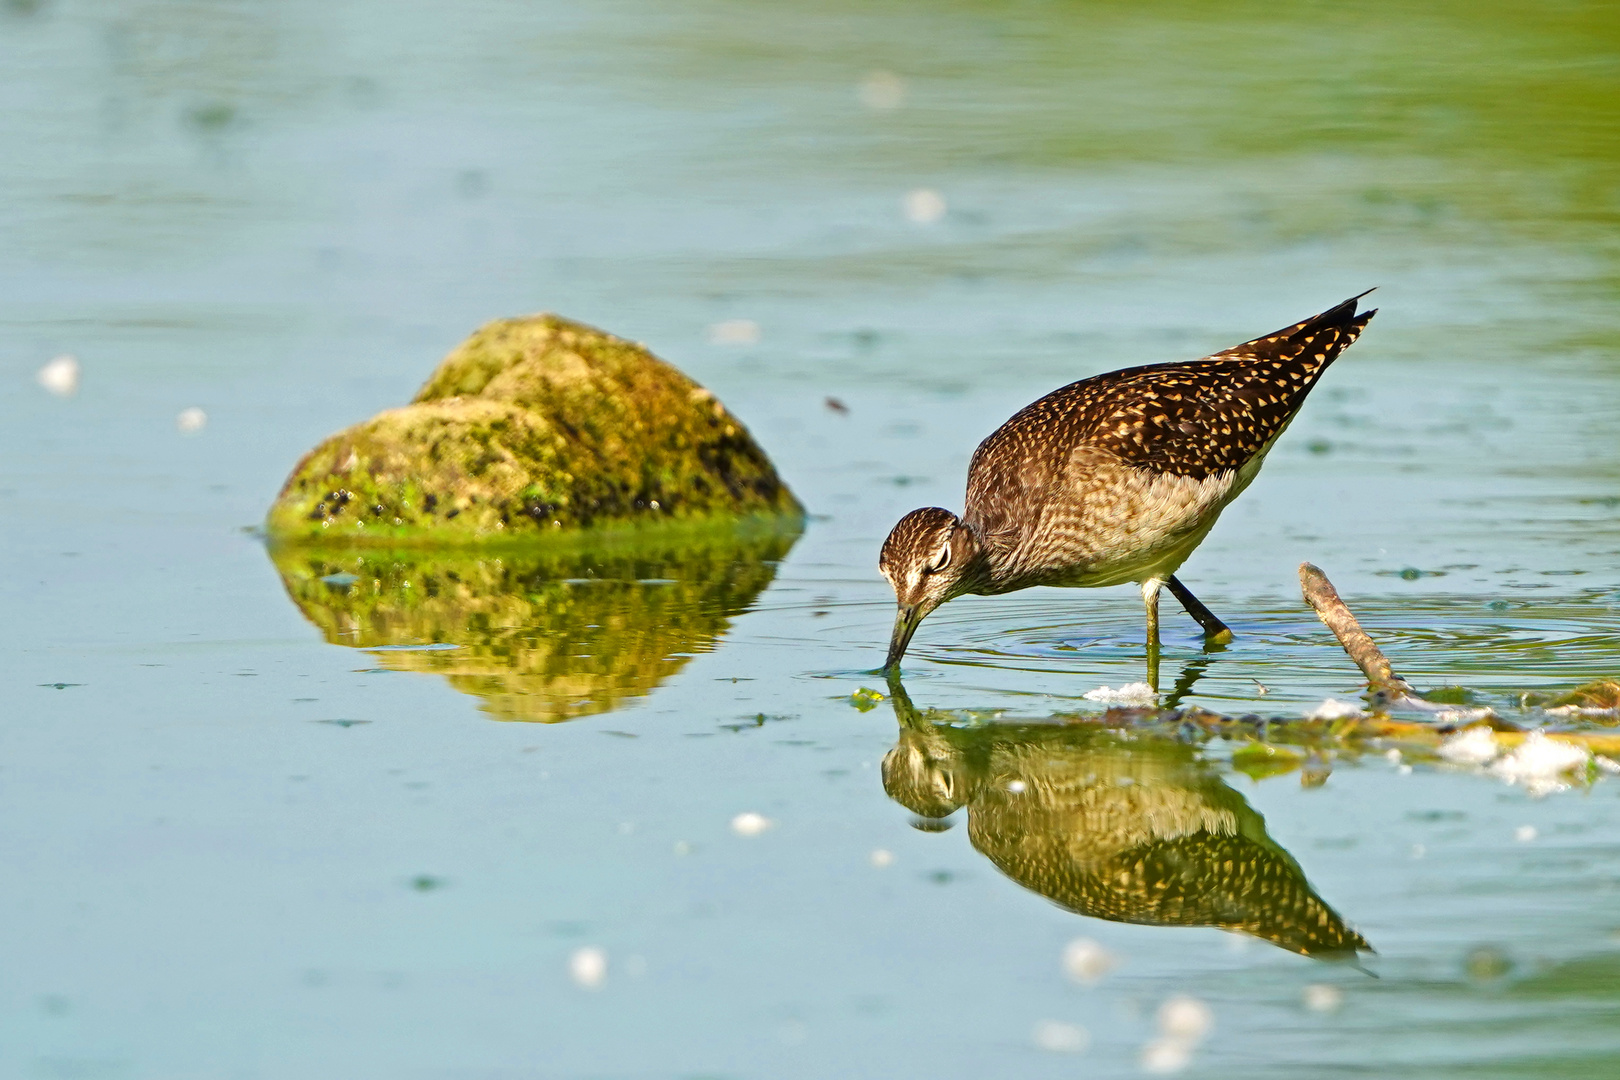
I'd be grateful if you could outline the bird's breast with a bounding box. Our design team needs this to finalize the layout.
[980,457,1245,590]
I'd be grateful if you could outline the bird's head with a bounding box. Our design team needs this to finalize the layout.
[878,507,980,670]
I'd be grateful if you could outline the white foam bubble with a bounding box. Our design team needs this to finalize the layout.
[569,946,607,989]
[1032,1019,1089,1053]
[1083,682,1157,706]
[1490,731,1590,796]
[1302,983,1343,1013]
[1062,937,1116,984]
[730,811,773,836]
[1306,698,1365,720]
[707,319,760,345]
[1437,725,1499,766]
[902,188,947,224]
[858,70,906,110]
[37,354,79,397]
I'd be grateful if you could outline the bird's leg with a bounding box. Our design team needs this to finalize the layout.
[1142,578,1163,692]
[1166,575,1234,645]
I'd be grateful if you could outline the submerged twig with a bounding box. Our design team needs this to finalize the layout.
[1299,563,1417,699]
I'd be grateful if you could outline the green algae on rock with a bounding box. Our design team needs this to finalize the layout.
[269,520,798,722]
[265,314,801,542]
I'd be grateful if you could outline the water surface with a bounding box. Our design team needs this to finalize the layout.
[4,1,1620,1076]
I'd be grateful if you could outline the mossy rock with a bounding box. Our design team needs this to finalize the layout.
[270,519,798,722]
[265,314,801,542]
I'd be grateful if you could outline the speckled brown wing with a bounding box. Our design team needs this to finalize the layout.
[964,293,1375,544]
[982,830,1371,957]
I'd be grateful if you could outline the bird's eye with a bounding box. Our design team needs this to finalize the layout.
[927,543,952,574]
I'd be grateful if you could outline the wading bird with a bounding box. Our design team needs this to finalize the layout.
[879,292,1375,684]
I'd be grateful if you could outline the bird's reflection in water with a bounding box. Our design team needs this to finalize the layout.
[881,682,1371,959]
[268,522,798,722]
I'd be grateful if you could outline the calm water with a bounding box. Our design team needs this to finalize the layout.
[4,1,1620,1076]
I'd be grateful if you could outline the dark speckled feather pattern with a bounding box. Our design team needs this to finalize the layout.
[958,294,1375,590]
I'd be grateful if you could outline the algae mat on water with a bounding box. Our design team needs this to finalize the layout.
[269,521,799,722]
[265,314,802,542]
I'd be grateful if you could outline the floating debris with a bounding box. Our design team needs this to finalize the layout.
[730,811,773,837]
[1083,682,1157,706]
[569,946,607,989]
[1514,824,1538,842]
[850,687,886,711]
[176,407,207,434]
[36,354,79,397]
[824,396,849,415]
[1032,1019,1089,1054]
[1464,945,1513,983]
[1061,937,1116,984]
[868,848,895,868]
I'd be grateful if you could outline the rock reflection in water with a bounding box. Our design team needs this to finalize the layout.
[881,685,1370,959]
[269,523,798,722]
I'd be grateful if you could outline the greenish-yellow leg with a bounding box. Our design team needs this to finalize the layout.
[1167,575,1234,645]
[1142,579,1162,692]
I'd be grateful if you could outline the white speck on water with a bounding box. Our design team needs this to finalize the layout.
[707,319,760,345]
[903,188,947,224]
[1084,682,1157,705]
[858,70,905,110]
[37,354,79,397]
[1384,748,1402,763]
[1032,1019,1089,1054]
[1062,937,1116,984]
[1411,843,1426,859]
[1515,824,1538,842]
[1157,996,1213,1043]
[1141,995,1212,1073]
[1006,780,1027,794]
[731,811,773,836]
[868,848,894,868]
[673,840,693,855]
[1397,764,1413,775]
[1302,983,1344,1013]
[1438,726,1499,766]
[1140,1038,1192,1074]
[1490,732,1590,796]
[1306,699,1365,720]
[176,406,207,433]
[569,946,607,989]
[1434,707,1495,724]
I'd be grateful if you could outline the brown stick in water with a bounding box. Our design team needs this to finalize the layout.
[1298,562,1417,699]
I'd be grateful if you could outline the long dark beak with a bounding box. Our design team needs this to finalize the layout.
[884,603,926,672]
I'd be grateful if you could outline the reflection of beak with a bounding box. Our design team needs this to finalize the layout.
[884,603,926,671]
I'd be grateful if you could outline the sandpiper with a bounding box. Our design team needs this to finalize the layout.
[879,292,1376,682]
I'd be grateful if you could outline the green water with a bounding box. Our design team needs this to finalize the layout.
[4,1,1620,1076]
